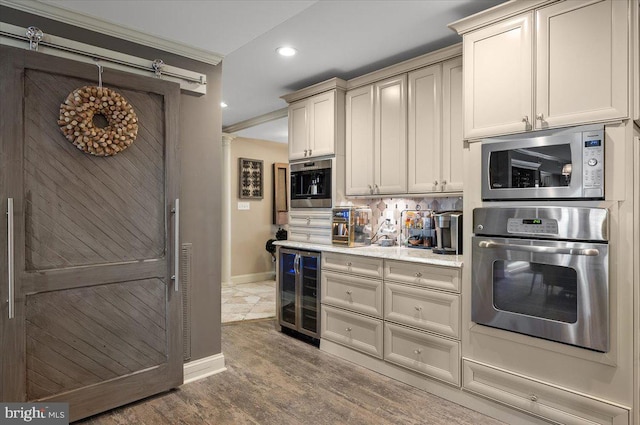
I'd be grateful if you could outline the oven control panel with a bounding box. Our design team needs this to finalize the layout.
[507,218,558,235]
[582,130,604,196]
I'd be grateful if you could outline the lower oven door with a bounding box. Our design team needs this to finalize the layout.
[472,236,609,352]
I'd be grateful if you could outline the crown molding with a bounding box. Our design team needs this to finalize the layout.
[448,0,556,35]
[346,43,462,90]
[0,0,223,65]
[281,77,348,104]
[222,108,288,134]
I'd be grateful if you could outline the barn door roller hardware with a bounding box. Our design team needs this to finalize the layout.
[0,23,207,94]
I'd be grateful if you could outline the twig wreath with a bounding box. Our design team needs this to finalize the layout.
[58,86,138,156]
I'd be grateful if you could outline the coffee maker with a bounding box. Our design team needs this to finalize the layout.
[433,211,463,255]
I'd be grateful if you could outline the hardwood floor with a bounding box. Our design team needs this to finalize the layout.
[77,320,505,425]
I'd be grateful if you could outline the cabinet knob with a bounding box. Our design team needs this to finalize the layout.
[368,184,373,194]
[346,262,352,267]
[529,394,538,402]
[414,305,422,311]
[433,180,438,186]
[304,149,308,156]
[522,115,529,124]
[536,113,544,121]
[415,272,422,278]
[308,149,312,156]
[346,327,352,332]
[414,348,422,355]
[374,184,379,193]
[441,180,447,185]
[346,290,352,295]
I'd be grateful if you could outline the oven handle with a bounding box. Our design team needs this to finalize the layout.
[478,240,600,256]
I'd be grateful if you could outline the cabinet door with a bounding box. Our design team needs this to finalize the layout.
[408,64,441,193]
[288,100,309,160]
[308,90,335,158]
[375,75,407,194]
[463,13,533,139]
[441,57,464,193]
[345,85,375,195]
[535,0,628,129]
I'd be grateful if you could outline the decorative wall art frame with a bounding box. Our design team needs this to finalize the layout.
[239,158,263,199]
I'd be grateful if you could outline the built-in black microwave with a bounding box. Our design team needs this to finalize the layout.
[481,124,604,201]
[290,159,332,208]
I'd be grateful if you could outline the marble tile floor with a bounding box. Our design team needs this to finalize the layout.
[221,279,276,323]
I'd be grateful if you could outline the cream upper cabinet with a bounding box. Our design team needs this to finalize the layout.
[346,75,407,196]
[463,13,533,140]
[408,64,441,193]
[535,0,628,128]
[345,85,375,195]
[288,90,338,160]
[374,75,407,194]
[461,0,628,139]
[288,100,309,160]
[407,57,463,194]
[441,57,464,193]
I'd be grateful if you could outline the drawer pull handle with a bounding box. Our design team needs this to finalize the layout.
[529,394,538,402]
[414,348,422,354]
[346,262,352,267]
[414,306,422,311]
[415,272,422,278]
[346,290,352,295]
[346,327,352,332]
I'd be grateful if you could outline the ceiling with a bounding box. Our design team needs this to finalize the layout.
[40,0,508,143]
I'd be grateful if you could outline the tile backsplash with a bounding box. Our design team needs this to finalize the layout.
[340,196,463,227]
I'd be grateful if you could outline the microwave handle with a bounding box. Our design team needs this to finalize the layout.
[478,240,599,256]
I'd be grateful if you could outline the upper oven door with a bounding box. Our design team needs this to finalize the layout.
[471,236,609,352]
[481,131,583,200]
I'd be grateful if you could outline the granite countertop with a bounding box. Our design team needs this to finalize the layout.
[272,240,463,268]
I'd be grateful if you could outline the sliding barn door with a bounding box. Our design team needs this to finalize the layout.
[0,45,182,421]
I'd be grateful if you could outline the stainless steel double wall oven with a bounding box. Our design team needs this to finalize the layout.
[473,124,610,352]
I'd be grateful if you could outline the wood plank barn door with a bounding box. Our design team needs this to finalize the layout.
[0,45,182,421]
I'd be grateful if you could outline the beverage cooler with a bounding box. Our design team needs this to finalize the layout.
[278,248,321,339]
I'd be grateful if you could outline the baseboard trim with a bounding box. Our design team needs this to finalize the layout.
[231,271,275,284]
[183,353,226,385]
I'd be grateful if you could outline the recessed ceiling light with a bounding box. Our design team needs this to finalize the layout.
[276,46,297,57]
[220,102,228,108]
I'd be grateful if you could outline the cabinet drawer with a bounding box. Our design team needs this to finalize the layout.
[463,359,629,425]
[385,282,460,338]
[384,260,461,293]
[289,211,332,228]
[321,271,382,318]
[321,305,383,359]
[384,322,460,386]
[289,227,331,245]
[321,252,383,278]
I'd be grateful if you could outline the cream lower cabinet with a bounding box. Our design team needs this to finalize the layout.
[407,57,463,194]
[458,0,629,139]
[345,76,407,195]
[288,209,332,244]
[321,253,463,386]
[320,253,384,358]
[463,359,630,425]
[383,261,462,386]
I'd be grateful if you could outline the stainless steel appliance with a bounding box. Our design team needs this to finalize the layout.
[481,124,604,200]
[290,159,332,208]
[331,206,372,247]
[472,206,609,352]
[433,211,462,255]
[278,248,321,339]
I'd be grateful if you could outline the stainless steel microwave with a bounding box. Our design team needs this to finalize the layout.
[481,124,604,201]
